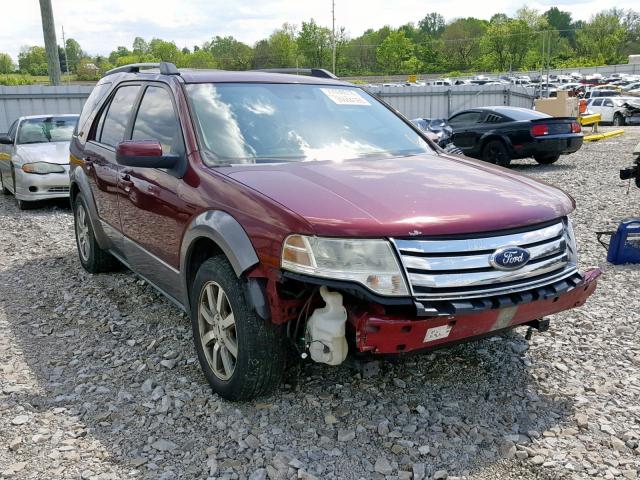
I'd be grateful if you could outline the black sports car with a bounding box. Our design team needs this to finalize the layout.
[447,107,583,166]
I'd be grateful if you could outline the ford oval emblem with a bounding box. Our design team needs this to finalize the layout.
[490,246,530,271]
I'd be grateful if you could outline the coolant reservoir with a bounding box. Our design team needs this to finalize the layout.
[306,286,348,366]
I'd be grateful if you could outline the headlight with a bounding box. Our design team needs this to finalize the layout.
[563,217,578,266]
[22,162,66,174]
[281,235,409,296]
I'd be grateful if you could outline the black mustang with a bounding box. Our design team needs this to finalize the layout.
[448,106,583,167]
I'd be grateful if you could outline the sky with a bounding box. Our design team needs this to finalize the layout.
[1,0,634,62]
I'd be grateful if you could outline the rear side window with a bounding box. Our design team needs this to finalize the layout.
[97,85,141,147]
[591,99,603,106]
[449,112,482,126]
[131,86,184,155]
[603,99,614,107]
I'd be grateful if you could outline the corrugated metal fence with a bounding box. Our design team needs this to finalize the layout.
[0,85,94,132]
[365,84,536,119]
[0,84,535,132]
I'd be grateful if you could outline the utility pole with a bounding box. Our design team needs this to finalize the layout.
[61,25,70,84]
[39,0,62,85]
[331,0,336,75]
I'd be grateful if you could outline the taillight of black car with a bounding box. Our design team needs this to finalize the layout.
[531,120,581,137]
[531,124,549,136]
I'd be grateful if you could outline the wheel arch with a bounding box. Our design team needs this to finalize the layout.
[480,133,512,153]
[69,167,111,250]
[181,210,261,313]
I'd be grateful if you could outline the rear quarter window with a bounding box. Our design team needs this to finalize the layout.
[76,82,112,137]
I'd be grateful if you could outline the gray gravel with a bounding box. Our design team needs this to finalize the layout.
[1,128,640,480]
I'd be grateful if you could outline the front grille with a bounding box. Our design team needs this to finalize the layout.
[47,186,70,193]
[392,219,577,301]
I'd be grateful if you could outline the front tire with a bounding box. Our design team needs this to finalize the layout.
[534,154,561,165]
[191,256,286,401]
[482,140,511,167]
[73,194,119,273]
[16,198,32,210]
[613,113,625,127]
[0,173,9,195]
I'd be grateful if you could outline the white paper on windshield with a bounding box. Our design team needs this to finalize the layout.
[320,88,371,106]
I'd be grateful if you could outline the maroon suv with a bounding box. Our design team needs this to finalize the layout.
[70,62,600,400]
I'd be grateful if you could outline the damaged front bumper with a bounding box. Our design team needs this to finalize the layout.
[350,268,601,355]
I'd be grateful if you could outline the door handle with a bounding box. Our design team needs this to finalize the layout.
[84,158,93,170]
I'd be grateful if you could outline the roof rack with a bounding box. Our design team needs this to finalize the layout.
[104,62,179,77]
[252,68,338,79]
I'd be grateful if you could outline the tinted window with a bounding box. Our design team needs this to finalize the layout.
[99,85,141,147]
[17,116,78,144]
[76,81,112,136]
[131,86,184,154]
[448,112,482,126]
[591,99,603,106]
[603,99,614,107]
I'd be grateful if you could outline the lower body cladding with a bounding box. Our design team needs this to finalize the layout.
[301,267,600,362]
[13,168,70,201]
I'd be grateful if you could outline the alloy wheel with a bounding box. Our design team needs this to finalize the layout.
[198,281,238,381]
[75,204,90,262]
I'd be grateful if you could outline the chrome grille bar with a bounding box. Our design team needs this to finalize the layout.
[392,219,578,301]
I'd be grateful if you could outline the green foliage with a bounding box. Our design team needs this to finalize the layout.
[0,53,14,74]
[18,46,48,75]
[377,31,415,74]
[207,36,252,70]
[8,7,640,82]
[0,74,35,86]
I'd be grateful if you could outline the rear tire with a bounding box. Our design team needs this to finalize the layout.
[190,256,286,401]
[482,140,511,167]
[613,113,625,127]
[534,154,561,165]
[73,194,119,273]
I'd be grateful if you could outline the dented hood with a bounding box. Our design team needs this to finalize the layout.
[224,153,574,237]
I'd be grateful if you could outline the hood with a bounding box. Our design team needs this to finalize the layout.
[224,153,574,237]
[15,142,71,166]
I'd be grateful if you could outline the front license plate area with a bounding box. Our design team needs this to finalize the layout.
[424,324,453,343]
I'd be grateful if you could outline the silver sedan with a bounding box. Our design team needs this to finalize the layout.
[0,114,78,209]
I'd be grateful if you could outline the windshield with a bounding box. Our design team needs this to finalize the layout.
[17,117,77,144]
[186,83,431,164]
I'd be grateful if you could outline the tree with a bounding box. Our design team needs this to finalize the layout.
[441,18,487,70]
[149,38,179,62]
[297,19,332,68]
[18,46,48,75]
[264,24,298,68]
[0,53,14,73]
[108,46,131,64]
[576,11,628,64]
[183,49,217,68]
[377,30,415,74]
[132,37,149,55]
[64,38,83,72]
[544,7,573,36]
[207,36,253,70]
[418,13,445,37]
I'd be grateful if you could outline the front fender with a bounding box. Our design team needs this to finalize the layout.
[180,210,260,305]
[69,165,111,250]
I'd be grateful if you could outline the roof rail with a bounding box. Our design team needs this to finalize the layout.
[252,68,338,79]
[104,61,179,77]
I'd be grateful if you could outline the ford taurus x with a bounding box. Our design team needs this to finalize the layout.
[69,63,600,400]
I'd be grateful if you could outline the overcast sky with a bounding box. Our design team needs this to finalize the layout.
[1,0,634,61]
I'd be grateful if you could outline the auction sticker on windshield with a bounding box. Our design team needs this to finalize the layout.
[321,88,371,106]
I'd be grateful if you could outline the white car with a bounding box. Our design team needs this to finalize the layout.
[586,97,639,126]
[0,114,78,209]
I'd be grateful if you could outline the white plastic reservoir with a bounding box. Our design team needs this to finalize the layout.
[306,286,348,365]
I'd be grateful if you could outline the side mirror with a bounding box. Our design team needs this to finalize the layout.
[0,134,13,145]
[115,140,179,169]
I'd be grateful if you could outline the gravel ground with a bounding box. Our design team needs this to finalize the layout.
[1,128,640,480]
